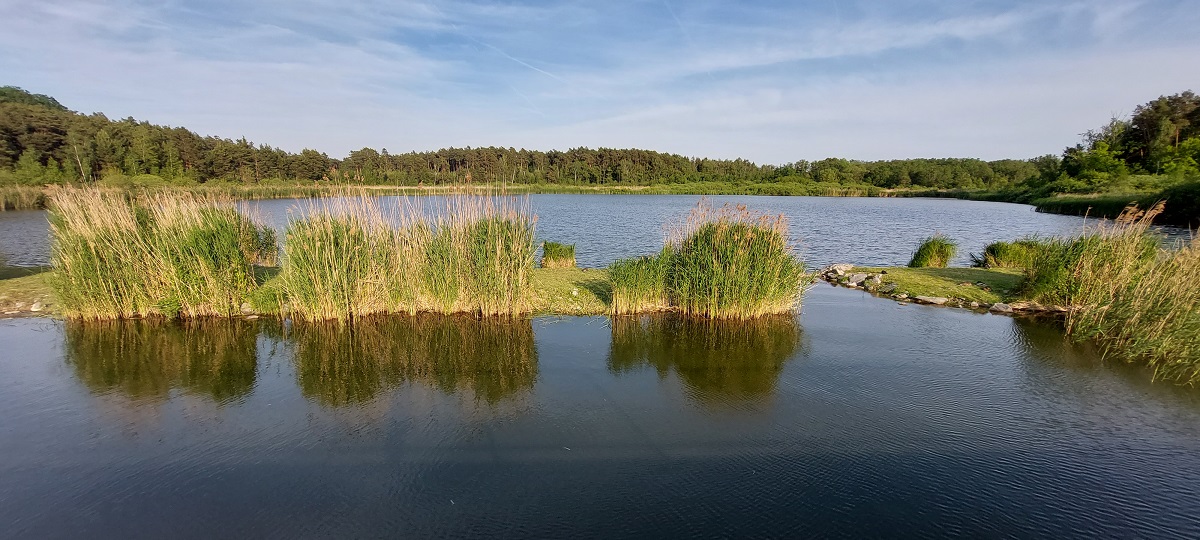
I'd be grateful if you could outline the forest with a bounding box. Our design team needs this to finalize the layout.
[1,85,1198,211]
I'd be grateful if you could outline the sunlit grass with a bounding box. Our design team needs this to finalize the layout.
[907,234,957,268]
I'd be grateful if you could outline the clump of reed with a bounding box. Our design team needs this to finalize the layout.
[970,238,1051,269]
[1023,203,1200,382]
[0,185,46,211]
[907,234,957,268]
[609,201,811,319]
[279,193,535,321]
[49,187,274,319]
[540,241,576,268]
[608,248,671,314]
[1050,204,1198,381]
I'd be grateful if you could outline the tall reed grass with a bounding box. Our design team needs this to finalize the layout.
[279,193,535,321]
[49,187,274,319]
[908,234,957,268]
[970,238,1050,269]
[609,201,811,319]
[1025,204,1200,382]
[540,241,576,268]
[0,185,46,211]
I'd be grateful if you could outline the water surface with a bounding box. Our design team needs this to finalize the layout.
[3,285,1199,538]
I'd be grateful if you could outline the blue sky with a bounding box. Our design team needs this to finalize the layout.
[2,0,1198,163]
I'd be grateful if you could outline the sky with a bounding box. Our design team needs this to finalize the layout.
[2,0,1198,164]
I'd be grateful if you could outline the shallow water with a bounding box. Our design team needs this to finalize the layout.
[3,285,1200,538]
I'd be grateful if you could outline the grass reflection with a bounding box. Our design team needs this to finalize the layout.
[290,315,538,407]
[608,314,801,405]
[64,319,259,403]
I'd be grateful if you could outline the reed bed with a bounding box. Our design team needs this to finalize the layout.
[540,241,576,268]
[907,234,957,268]
[0,185,46,211]
[279,193,535,321]
[609,201,811,319]
[1033,204,1200,382]
[970,238,1051,269]
[48,187,274,319]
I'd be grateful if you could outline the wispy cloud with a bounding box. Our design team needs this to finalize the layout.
[1,0,1197,162]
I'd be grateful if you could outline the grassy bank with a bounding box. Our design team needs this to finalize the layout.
[610,201,812,319]
[1032,181,1200,228]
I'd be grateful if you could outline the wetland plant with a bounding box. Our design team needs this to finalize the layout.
[540,241,576,268]
[908,234,957,268]
[609,201,811,319]
[970,238,1051,269]
[49,187,273,319]
[280,193,535,321]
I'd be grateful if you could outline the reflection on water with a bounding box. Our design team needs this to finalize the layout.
[64,319,259,403]
[608,314,802,405]
[290,315,538,407]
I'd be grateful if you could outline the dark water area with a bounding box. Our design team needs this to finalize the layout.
[3,285,1200,538]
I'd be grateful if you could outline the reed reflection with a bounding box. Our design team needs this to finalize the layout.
[64,319,259,403]
[608,314,802,406]
[290,315,538,407]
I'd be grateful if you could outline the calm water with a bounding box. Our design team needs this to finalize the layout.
[3,195,1200,537]
[1,196,1097,268]
[3,286,1200,537]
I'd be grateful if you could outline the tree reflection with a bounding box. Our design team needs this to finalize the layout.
[608,314,801,405]
[290,315,538,407]
[64,319,259,403]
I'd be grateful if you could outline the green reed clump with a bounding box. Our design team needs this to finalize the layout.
[0,185,46,211]
[540,241,576,268]
[667,206,810,319]
[1033,204,1200,382]
[908,234,958,268]
[609,201,810,319]
[970,238,1052,269]
[608,248,672,314]
[280,194,534,321]
[49,187,271,319]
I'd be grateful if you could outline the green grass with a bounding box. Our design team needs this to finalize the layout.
[853,266,1024,304]
[48,187,274,319]
[0,269,56,314]
[280,194,535,321]
[529,267,609,315]
[540,241,576,268]
[608,249,672,315]
[609,201,811,319]
[970,238,1053,269]
[1026,204,1200,382]
[907,234,957,268]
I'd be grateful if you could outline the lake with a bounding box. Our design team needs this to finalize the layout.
[2,196,1199,537]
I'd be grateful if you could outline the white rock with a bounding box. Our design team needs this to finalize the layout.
[989,302,1013,313]
[914,296,949,305]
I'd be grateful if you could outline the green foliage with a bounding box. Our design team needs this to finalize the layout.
[907,235,957,268]
[970,238,1052,269]
[48,188,271,319]
[279,195,535,321]
[610,202,811,319]
[540,241,576,268]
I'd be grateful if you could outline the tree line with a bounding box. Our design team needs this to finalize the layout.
[1,85,1196,197]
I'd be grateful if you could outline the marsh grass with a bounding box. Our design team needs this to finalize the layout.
[1035,204,1200,382]
[970,238,1052,269]
[0,185,46,210]
[908,234,957,268]
[280,193,535,321]
[540,241,576,268]
[609,201,811,319]
[609,248,672,314]
[49,187,273,319]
